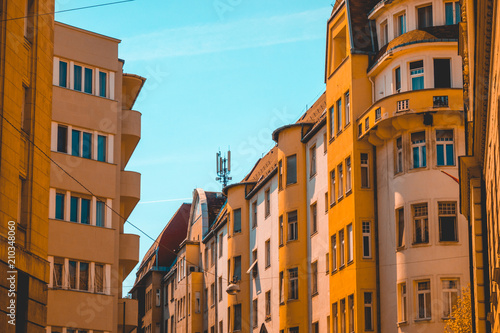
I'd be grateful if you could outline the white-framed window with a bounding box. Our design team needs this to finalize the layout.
[417,4,433,29]
[49,257,109,294]
[436,130,455,166]
[364,292,373,330]
[394,11,407,37]
[311,202,318,234]
[410,60,424,90]
[278,160,283,190]
[338,163,344,199]
[310,144,317,177]
[445,1,461,25]
[347,224,353,263]
[287,211,298,241]
[413,203,429,244]
[345,91,350,126]
[411,131,427,168]
[362,221,371,258]
[288,267,298,300]
[265,189,271,217]
[398,282,407,323]
[331,235,337,271]
[416,280,432,319]
[395,137,403,174]
[380,20,388,46]
[361,153,370,188]
[346,157,352,193]
[51,189,110,228]
[442,279,459,318]
[439,202,458,241]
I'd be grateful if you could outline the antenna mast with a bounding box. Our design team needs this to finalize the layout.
[216,149,232,188]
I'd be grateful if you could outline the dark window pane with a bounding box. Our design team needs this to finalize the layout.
[57,126,67,153]
[59,61,67,88]
[434,59,451,88]
[82,132,92,159]
[286,155,297,185]
[233,256,241,282]
[79,262,89,291]
[233,209,241,233]
[445,3,454,25]
[440,216,457,241]
[74,65,82,91]
[99,71,107,97]
[70,196,79,222]
[81,198,90,224]
[97,135,106,162]
[395,67,401,91]
[69,261,77,289]
[72,130,80,156]
[84,68,93,94]
[55,193,65,220]
[234,304,242,331]
[96,201,105,227]
[418,5,433,29]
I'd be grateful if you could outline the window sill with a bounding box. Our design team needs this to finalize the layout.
[397,321,408,327]
[412,242,430,247]
[265,264,271,270]
[336,130,343,136]
[287,239,299,244]
[286,182,298,188]
[265,315,271,322]
[311,291,319,298]
[337,196,344,203]
[414,318,432,323]
[329,136,335,144]
[347,259,354,266]
[396,246,406,252]
[345,189,352,197]
[331,269,337,275]
[287,298,300,304]
[310,173,317,180]
[330,202,336,208]
[339,264,346,271]
[310,231,318,238]
[279,244,284,248]
[279,302,285,306]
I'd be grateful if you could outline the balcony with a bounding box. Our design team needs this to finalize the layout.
[120,170,141,220]
[118,298,138,333]
[121,109,141,168]
[357,88,463,143]
[120,233,140,278]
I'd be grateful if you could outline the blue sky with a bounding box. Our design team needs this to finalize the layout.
[55,0,330,293]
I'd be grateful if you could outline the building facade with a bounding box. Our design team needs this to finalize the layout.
[46,22,145,333]
[460,0,500,332]
[0,1,54,332]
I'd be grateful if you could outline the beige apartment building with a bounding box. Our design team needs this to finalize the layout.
[46,22,145,333]
[0,1,54,332]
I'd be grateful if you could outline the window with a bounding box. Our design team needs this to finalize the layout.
[251,249,258,277]
[289,327,299,333]
[395,12,406,37]
[339,229,345,267]
[279,215,284,246]
[312,261,318,294]
[211,283,215,306]
[396,208,405,248]
[410,60,424,90]
[204,288,208,311]
[338,163,343,199]
[365,117,369,131]
[330,170,336,204]
[252,299,258,327]
[156,289,161,307]
[310,145,317,177]
[347,224,353,263]
[417,280,431,319]
[313,322,319,333]
[70,196,90,224]
[265,239,271,268]
[99,71,107,97]
[265,189,270,217]
[358,123,363,137]
[331,26,347,70]
[69,260,89,291]
[211,242,216,267]
[279,271,284,304]
[326,253,330,274]
[287,210,298,241]
[348,295,354,333]
[395,67,402,92]
[413,203,429,244]
[204,248,209,269]
[96,200,105,227]
[325,192,329,213]
[411,131,427,168]
[252,201,257,229]
[233,256,241,282]
[219,277,223,302]
[417,5,433,29]
[219,233,223,258]
[362,222,371,258]
[399,283,407,323]
[72,129,80,156]
[442,279,459,318]
[286,155,297,185]
[336,98,343,133]
[345,91,350,126]
[395,137,403,173]
[59,61,68,88]
[55,193,65,220]
[195,292,200,313]
[324,132,328,153]
[380,20,388,46]
[219,321,223,333]
[265,290,271,318]
[71,129,92,159]
[84,67,93,94]
[227,307,231,333]
[311,203,318,234]
[436,130,454,166]
[279,160,283,190]
[330,106,335,139]
[233,209,241,233]
[234,304,242,331]
[340,298,346,333]
[364,292,373,330]
[97,135,106,162]
[57,125,68,153]
[74,64,82,91]
[288,267,298,300]
[331,235,337,271]
[445,1,461,25]
[434,58,452,88]
[53,258,64,288]
[375,108,381,121]
[439,202,458,241]
[361,153,369,188]
[333,303,338,333]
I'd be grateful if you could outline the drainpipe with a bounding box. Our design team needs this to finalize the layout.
[123,300,126,333]
[373,145,381,333]
[368,76,376,105]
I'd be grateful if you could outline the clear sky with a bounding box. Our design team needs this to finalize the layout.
[54,0,331,294]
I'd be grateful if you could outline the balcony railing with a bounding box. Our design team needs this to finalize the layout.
[397,99,409,112]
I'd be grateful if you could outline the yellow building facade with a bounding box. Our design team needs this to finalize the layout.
[0,1,54,332]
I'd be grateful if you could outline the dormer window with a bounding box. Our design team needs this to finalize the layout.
[394,12,406,37]
[380,20,388,46]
